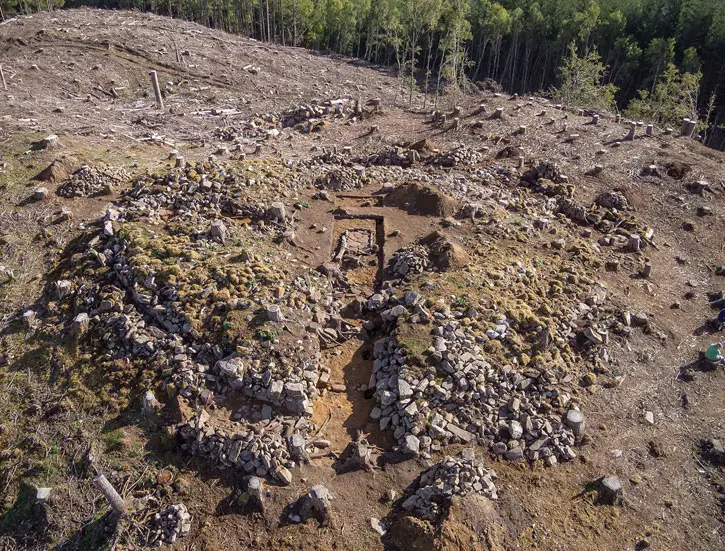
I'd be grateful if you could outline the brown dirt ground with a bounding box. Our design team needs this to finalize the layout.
[1,8,725,551]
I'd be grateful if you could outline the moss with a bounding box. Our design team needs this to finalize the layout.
[396,323,431,364]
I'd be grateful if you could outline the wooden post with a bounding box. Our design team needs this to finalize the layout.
[0,65,6,91]
[93,474,126,516]
[150,70,164,110]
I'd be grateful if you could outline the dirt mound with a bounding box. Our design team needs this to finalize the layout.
[388,495,510,551]
[385,182,458,217]
[419,231,471,271]
[32,155,79,183]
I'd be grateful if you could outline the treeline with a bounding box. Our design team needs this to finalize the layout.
[2,0,724,146]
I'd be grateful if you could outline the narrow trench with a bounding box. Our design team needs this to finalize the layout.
[311,210,393,450]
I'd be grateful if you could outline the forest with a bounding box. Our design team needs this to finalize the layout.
[1,0,724,147]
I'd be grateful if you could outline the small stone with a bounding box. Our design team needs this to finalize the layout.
[370,517,386,536]
[647,440,665,458]
[275,466,293,486]
[36,487,52,503]
[402,434,420,456]
[644,411,655,425]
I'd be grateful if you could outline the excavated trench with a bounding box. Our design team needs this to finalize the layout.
[310,206,393,452]
[331,212,386,289]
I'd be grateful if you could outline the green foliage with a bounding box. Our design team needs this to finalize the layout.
[625,64,701,126]
[553,43,617,110]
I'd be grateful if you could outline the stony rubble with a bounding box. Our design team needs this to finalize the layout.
[47,159,357,486]
[427,145,483,168]
[401,452,497,520]
[364,269,625,463]
[148,503,191,545]
[389,245,430,278]
[56,164,130,198]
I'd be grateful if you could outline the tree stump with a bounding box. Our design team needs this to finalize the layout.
[627,234,641,252]
[626,122,636,140]
[598,476,623,506]
[565,409,586,436]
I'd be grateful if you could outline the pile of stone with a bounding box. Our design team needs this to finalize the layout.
[364,287,605,463]
[281,99,355,129]
[524,160,565,183]
[178,419,305,484]
[212,123,270,142]
[356,147,413,168]
[46,158,359,487]
[148,503,191,545]
[122,161,275,227]
[595,191,629,211]
[401,452,497,520]
[314,166,369,191]
[388,245,430,278]
[427,146,483,168]
[56,164,130,198]
[288,484,333,525]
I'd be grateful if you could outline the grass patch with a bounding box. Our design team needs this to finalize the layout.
[396,322,431,364]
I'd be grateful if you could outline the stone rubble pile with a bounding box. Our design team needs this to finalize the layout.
[48,160,357,487]
[388,245,430,278]
[314,165,370,191]
[289,484,333,525]
[401,452,497,520]
[56,164,130,198]
[282,99,356,131]
[148,503,191,545]
[178,417,308,484]
[427,145,483,168]
[356,147,413,168]
[364,282,626,463]
[122,161,275,227]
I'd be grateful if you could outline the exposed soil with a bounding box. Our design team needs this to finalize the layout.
[0,9,725,551]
